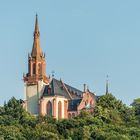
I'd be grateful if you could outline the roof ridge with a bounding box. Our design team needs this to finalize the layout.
[60,79,73,99]
[65,83,83,93]
[52,78,82,93]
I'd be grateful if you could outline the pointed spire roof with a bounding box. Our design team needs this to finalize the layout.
[31,14,42,58]
[106,75,109,94]
[35,14,39,33]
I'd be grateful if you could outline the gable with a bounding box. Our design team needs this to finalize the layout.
[42,78,83,99]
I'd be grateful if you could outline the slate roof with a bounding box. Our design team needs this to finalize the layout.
[43,78,83,100]
[65,83,83,99]
[68,99,82,111]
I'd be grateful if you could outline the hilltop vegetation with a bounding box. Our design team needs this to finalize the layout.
[0,94,140,140]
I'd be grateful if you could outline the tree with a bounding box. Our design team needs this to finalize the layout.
[131,98,140,122]
[0,96,140,139]
[0,125,25,140]
[131,98,140,115]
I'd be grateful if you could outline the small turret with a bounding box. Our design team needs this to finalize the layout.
[106,75,109,95]
[83,84,86,92]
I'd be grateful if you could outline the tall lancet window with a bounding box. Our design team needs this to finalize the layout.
[38,63,41,75]
[47,101,52,116]
[33,63,36,75]
[58,101,62,119]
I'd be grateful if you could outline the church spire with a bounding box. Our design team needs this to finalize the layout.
[23,15,49,85]
[31,14,42,58]
[106,75,109,95]
[35,14,39,33]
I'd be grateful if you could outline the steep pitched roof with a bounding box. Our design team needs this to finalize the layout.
[43,78,83,99]
[31,15,42,59]
[68,99,82,111]
[42,78,97,111]
[65,83,83,99]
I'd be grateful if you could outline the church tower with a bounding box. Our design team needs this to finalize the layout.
[23,15,49,115]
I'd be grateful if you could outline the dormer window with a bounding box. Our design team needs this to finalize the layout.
[61,86,64,90]
[48,87,51,94]
[71,91,74,95]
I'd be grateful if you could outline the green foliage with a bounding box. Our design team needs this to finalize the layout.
[0,95,140,139]
[131,98,140,122]
[131,98,140,114]
[0,125,25,140]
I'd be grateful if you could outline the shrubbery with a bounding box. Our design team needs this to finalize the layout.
[0,94,140,140]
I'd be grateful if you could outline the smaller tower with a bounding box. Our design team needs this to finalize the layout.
[83,84,86,92]
[106,75,109,95]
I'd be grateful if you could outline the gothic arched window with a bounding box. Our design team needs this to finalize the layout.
[72,113,75,118]
[90,100,92,106]
[33,63,36,75]
[68,113,71,119]
[47,101,52,116]
[38,63,41,75]
[58,101,62,119]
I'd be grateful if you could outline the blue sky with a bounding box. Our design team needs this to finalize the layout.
[0,0,140,105]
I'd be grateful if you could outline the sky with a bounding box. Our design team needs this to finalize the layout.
[0,0,140,106]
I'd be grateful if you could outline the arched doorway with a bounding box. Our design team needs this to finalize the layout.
[58,101,62,119]
[47,101,52,116]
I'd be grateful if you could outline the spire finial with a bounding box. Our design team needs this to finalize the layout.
[83,84,86,92]
[52,71,55,78]
[106,75,109,95]
[35,14,39,33]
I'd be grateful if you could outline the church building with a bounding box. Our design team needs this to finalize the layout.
[23,15,96,119]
